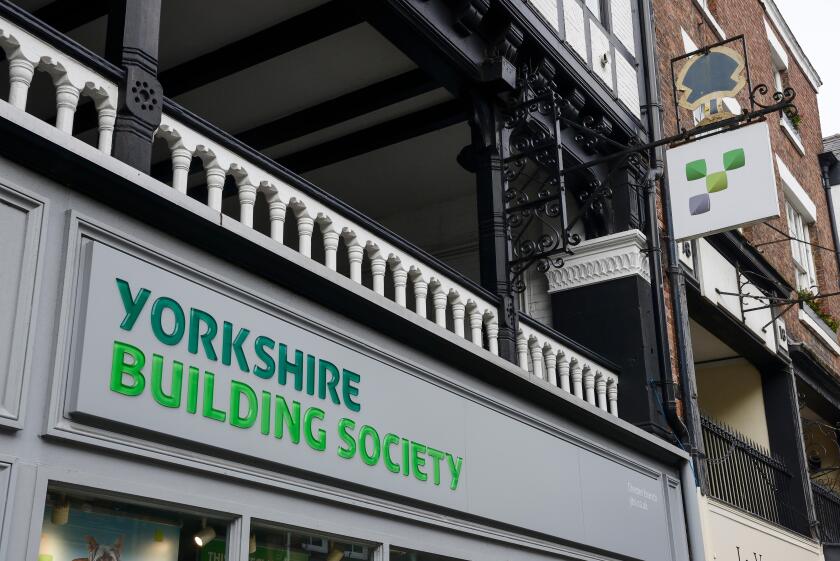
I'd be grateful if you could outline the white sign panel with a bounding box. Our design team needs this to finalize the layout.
[666,121,779,241]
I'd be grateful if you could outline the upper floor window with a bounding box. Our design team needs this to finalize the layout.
[786,201,818,291]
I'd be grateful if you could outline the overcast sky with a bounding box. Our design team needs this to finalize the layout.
[774,0,839,138]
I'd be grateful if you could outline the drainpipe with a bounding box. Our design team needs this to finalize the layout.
[638,0,707,560]
[819,153,840,288]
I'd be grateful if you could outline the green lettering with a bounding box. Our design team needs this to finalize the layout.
[150,297,185,346]
[427,447,445,486]
[188,308,218,361]
[222,321,250,373]
[186,366,199,414]
[150,354,182,408]
[358,425,381,466]
[318,360,341,405]
[202,371,226,422]
[253,336,275,379]
[304,407,326,452]
[383,434,401,474]
[277,345,303,391]
[110,341,145,396]
[115,279,150,331]
[337,418,357,459]
[342,369,361,412]
[401,438,410,476]
[306,355,316,396]
[260,391,271,435]
[411,441,427,482]
[274,396,300,443]
[446,454,464,491]
[230,380,257,429]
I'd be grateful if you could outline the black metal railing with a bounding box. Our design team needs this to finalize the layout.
[813,481,840,543]
[702,414,800,532]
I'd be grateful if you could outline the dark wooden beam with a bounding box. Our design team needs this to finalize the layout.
[32,0,108,33]
[160,0,364,97]
[276,99,467,173]
[236,69,437,151]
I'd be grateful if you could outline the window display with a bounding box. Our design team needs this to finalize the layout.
[389,548,466,561]
[39,489,228,561]
[246,524,374,561]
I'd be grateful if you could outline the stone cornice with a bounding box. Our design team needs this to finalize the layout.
[546,229,650,292]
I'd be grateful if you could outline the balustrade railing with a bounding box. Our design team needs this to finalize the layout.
[702,414,802,533]
[813,481,840,543]
[0,6,620,417]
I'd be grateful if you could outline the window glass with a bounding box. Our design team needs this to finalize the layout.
[250,524,374,561]
[786,201,818,290]
[39,488,229,561]
[390,547,467,561]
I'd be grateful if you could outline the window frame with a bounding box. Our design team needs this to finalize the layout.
[786,201,818,291]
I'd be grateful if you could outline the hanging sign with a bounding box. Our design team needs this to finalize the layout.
[675,44,747,121]
[666,121,779,241]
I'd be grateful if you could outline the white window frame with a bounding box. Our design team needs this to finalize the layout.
[785,201,817,291]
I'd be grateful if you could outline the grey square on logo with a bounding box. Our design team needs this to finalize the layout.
[689,193,710,215]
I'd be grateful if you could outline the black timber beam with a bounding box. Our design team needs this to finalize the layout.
[159,0,364,97]
[236,69,438,151]
[32,0,108,33]
[277,99,467,173]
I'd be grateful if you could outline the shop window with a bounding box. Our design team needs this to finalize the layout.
[250,524,374,561]
[390,548,467,561]
[39,488,230,561]
[786,201,818,291]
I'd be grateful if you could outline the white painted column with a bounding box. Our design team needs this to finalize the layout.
[268,200,286,243]
[371,256,387,295]
[347,244,364,283]
[529,340,544,380]
[432,289,447,327]
[516,334,529,370]
[583,366,595,405]
[468,307,483,346]
[96,106,116,154]
[238,184,257,228]
[323,230,340,270]
[486,318,499,355]
[570,358,583,398]
[206,167,226,212]
[607,379,619,416]
[392,268,408,307]
[544,347,557,385]
[595,372,608,412]
[171,147,192,194]
[558,353,570,392]
[296,215,314,258]
[8,58,34,110]
[451,300,466,338]
[412,277,428,318]
[55,83,80,134]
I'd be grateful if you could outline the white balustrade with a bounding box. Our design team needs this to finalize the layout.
[0,17,118,153]
[154,114,501,358]
[517,322,620,416]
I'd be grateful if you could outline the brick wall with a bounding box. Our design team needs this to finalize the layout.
[652,0,840,388]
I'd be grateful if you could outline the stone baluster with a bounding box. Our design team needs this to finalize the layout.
[544,346,557,385]
[516,333,529,370]
[205,167,226,212]
[583,366,595,405]
[237,182,257,228]
[55,83,81,134]
[451,299,466,338]
[486,316,499,355]
[529,338,544,380]
[8,57,35,109]
[392,266,408,307]
[347,243,364,283]
[170,147,192,194]
[296,214,314,258]
[558,352,570,392]
[323,228,340,270]
[468,306,483,346]
[607,379,619,417]
[432,287,447,327]
[595,372,608,412]
[412,276,428,318]
[96,106,117,154]
[570,358,582,398]
[370,254,387,295]
[268,199,286,243]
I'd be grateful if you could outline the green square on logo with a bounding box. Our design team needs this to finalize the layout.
[686,159,707,181]
[706,171,728,193]
[723,148,745,171]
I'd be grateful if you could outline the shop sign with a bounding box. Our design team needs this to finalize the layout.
[66,239,679,560]
[666,121,779,241]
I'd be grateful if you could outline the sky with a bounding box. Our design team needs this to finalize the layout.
[774,0,840,137]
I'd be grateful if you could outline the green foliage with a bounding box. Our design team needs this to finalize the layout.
[798,289,839,333]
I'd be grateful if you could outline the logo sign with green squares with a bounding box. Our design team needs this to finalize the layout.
[665,121,779,241]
